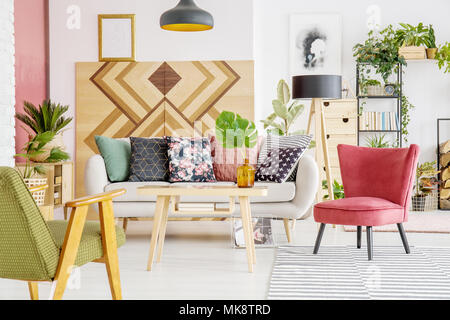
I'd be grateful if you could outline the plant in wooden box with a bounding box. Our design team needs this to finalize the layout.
[360,79,383,96]
[435,42,450,74]
[423,25,438,59]
[15,99,73,162]
[14,132,69,205]
[215,111,258,188]
[395,23,428,60]
[412,161,440,211]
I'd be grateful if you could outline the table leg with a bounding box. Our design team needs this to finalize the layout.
[156,197,171,263]
[239,196,254,272]
[246,203,256,264]
[147,196,169,271]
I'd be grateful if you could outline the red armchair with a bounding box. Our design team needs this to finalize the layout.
[313,144,420,260]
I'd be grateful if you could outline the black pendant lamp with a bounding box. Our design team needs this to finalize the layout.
[160,0,214,32]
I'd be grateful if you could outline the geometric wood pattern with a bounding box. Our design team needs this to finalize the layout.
[76,60,254,197]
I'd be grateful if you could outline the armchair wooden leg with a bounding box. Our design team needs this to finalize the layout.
[53,206,88,300]
[367,226,373,261]
[99,200,123,300]
[397,223,410,254]
[28,282,38,300]
[313,223,326,254]
[283,219,292,243]
[357,226,362,249]
[122,218,128,233]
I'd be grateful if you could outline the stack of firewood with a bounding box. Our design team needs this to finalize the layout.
[440,140,450,209]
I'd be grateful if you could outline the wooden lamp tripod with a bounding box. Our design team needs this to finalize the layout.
[292,75,342,202]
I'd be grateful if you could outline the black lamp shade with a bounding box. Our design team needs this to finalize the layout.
[160,0,214,32]
[292,75,342,99]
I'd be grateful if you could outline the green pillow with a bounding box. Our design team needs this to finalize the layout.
[94,136,131,182]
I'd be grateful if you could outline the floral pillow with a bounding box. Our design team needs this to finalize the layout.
[166,137,216,182]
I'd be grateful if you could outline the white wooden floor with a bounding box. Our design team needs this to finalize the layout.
[0,212,449,300]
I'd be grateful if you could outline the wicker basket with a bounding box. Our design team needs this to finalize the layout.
[24,178,47,206]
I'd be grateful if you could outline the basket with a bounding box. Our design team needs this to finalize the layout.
[24,178,47,206]
[411,191,438,212]
[366,85,384,96]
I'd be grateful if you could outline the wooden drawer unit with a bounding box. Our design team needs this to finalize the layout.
[323,99,357,119]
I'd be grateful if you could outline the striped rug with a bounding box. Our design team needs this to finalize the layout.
[268,246,450,300]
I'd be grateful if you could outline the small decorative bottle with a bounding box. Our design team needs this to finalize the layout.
[237,158,255,188]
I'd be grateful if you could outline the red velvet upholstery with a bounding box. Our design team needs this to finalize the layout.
[314,144,420,227]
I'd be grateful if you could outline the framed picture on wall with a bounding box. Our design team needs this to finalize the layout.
[98,14,136,62]
[289,13,342,76]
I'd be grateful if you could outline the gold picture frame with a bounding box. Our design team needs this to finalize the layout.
[98,14,136,62]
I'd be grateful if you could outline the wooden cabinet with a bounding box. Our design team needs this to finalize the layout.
[316,99,358,200]
[16,162,74,208]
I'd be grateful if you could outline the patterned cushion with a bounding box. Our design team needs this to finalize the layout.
[167,137,216,182]
[0,167,60,281]
[47,220,126,267]
[256,147,305,183]
[128,137,169,182]
[258,135,312,181]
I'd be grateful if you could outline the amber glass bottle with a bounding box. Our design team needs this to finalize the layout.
[237,158,255,188]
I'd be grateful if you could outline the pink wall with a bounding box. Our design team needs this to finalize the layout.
[14,0,48,156]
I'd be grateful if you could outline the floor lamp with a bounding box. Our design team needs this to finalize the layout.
[292,75,342,201]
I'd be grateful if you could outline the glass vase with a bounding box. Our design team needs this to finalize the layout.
[237,158,255,188]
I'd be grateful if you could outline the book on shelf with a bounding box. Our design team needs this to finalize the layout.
[359,111,399,131]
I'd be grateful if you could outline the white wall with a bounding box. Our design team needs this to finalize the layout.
[0,0,15,167]
[49,0,254,159]
[254,0,450,163]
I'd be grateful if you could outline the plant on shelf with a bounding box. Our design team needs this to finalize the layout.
[423,24,438,59]
[435,42,450,73]
[15,99,73,162]
[261,79,306,137]
[360,79,383,96]
[394,23,428,47]
[15,131,70,179]
[365,134,391,148]
[412,161,440,211]
[322,180,345,200]
[353,25,417,144]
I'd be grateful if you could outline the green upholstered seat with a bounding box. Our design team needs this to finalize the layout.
[0,167,125,282]
[47,220,126,267]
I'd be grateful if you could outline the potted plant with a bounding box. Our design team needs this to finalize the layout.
[423,24,438,59]
[14,131,69,205]
[365,134,391,148]
[15,99,73,162]
[435,42,450,73]
[215,111,258,188]
[360,79,383,96]
[322,180,345,200]
[412,161,440,211]
[395,23,428,59]
[260,80,307,137]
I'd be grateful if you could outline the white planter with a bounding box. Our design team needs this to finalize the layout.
[30,133,66,163]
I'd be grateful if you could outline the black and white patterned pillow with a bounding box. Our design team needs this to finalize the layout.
[128,137,169,182]
[258,135,312,181]
[256,147,305,183]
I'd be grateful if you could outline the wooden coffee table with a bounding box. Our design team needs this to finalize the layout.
[137,185,268,273]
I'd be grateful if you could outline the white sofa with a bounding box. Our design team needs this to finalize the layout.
[85,154,319,241]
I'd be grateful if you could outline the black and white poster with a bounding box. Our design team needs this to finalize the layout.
[289,14,342,75]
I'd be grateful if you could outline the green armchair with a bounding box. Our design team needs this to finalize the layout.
[0,167,126,300]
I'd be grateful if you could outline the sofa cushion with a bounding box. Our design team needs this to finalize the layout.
[94,135,131,182]
[105,181,296,203]
[258,134,312,181]
[128,137,169,182]
[256,147,305,183]
[167,137,216,183]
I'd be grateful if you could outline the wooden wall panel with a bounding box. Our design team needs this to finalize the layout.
[76,60,254,197]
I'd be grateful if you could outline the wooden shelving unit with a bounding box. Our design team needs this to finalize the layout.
[16,162,74,208]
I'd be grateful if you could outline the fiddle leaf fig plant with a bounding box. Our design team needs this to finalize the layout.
[215,111,258,150]
[261,80,306,137]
